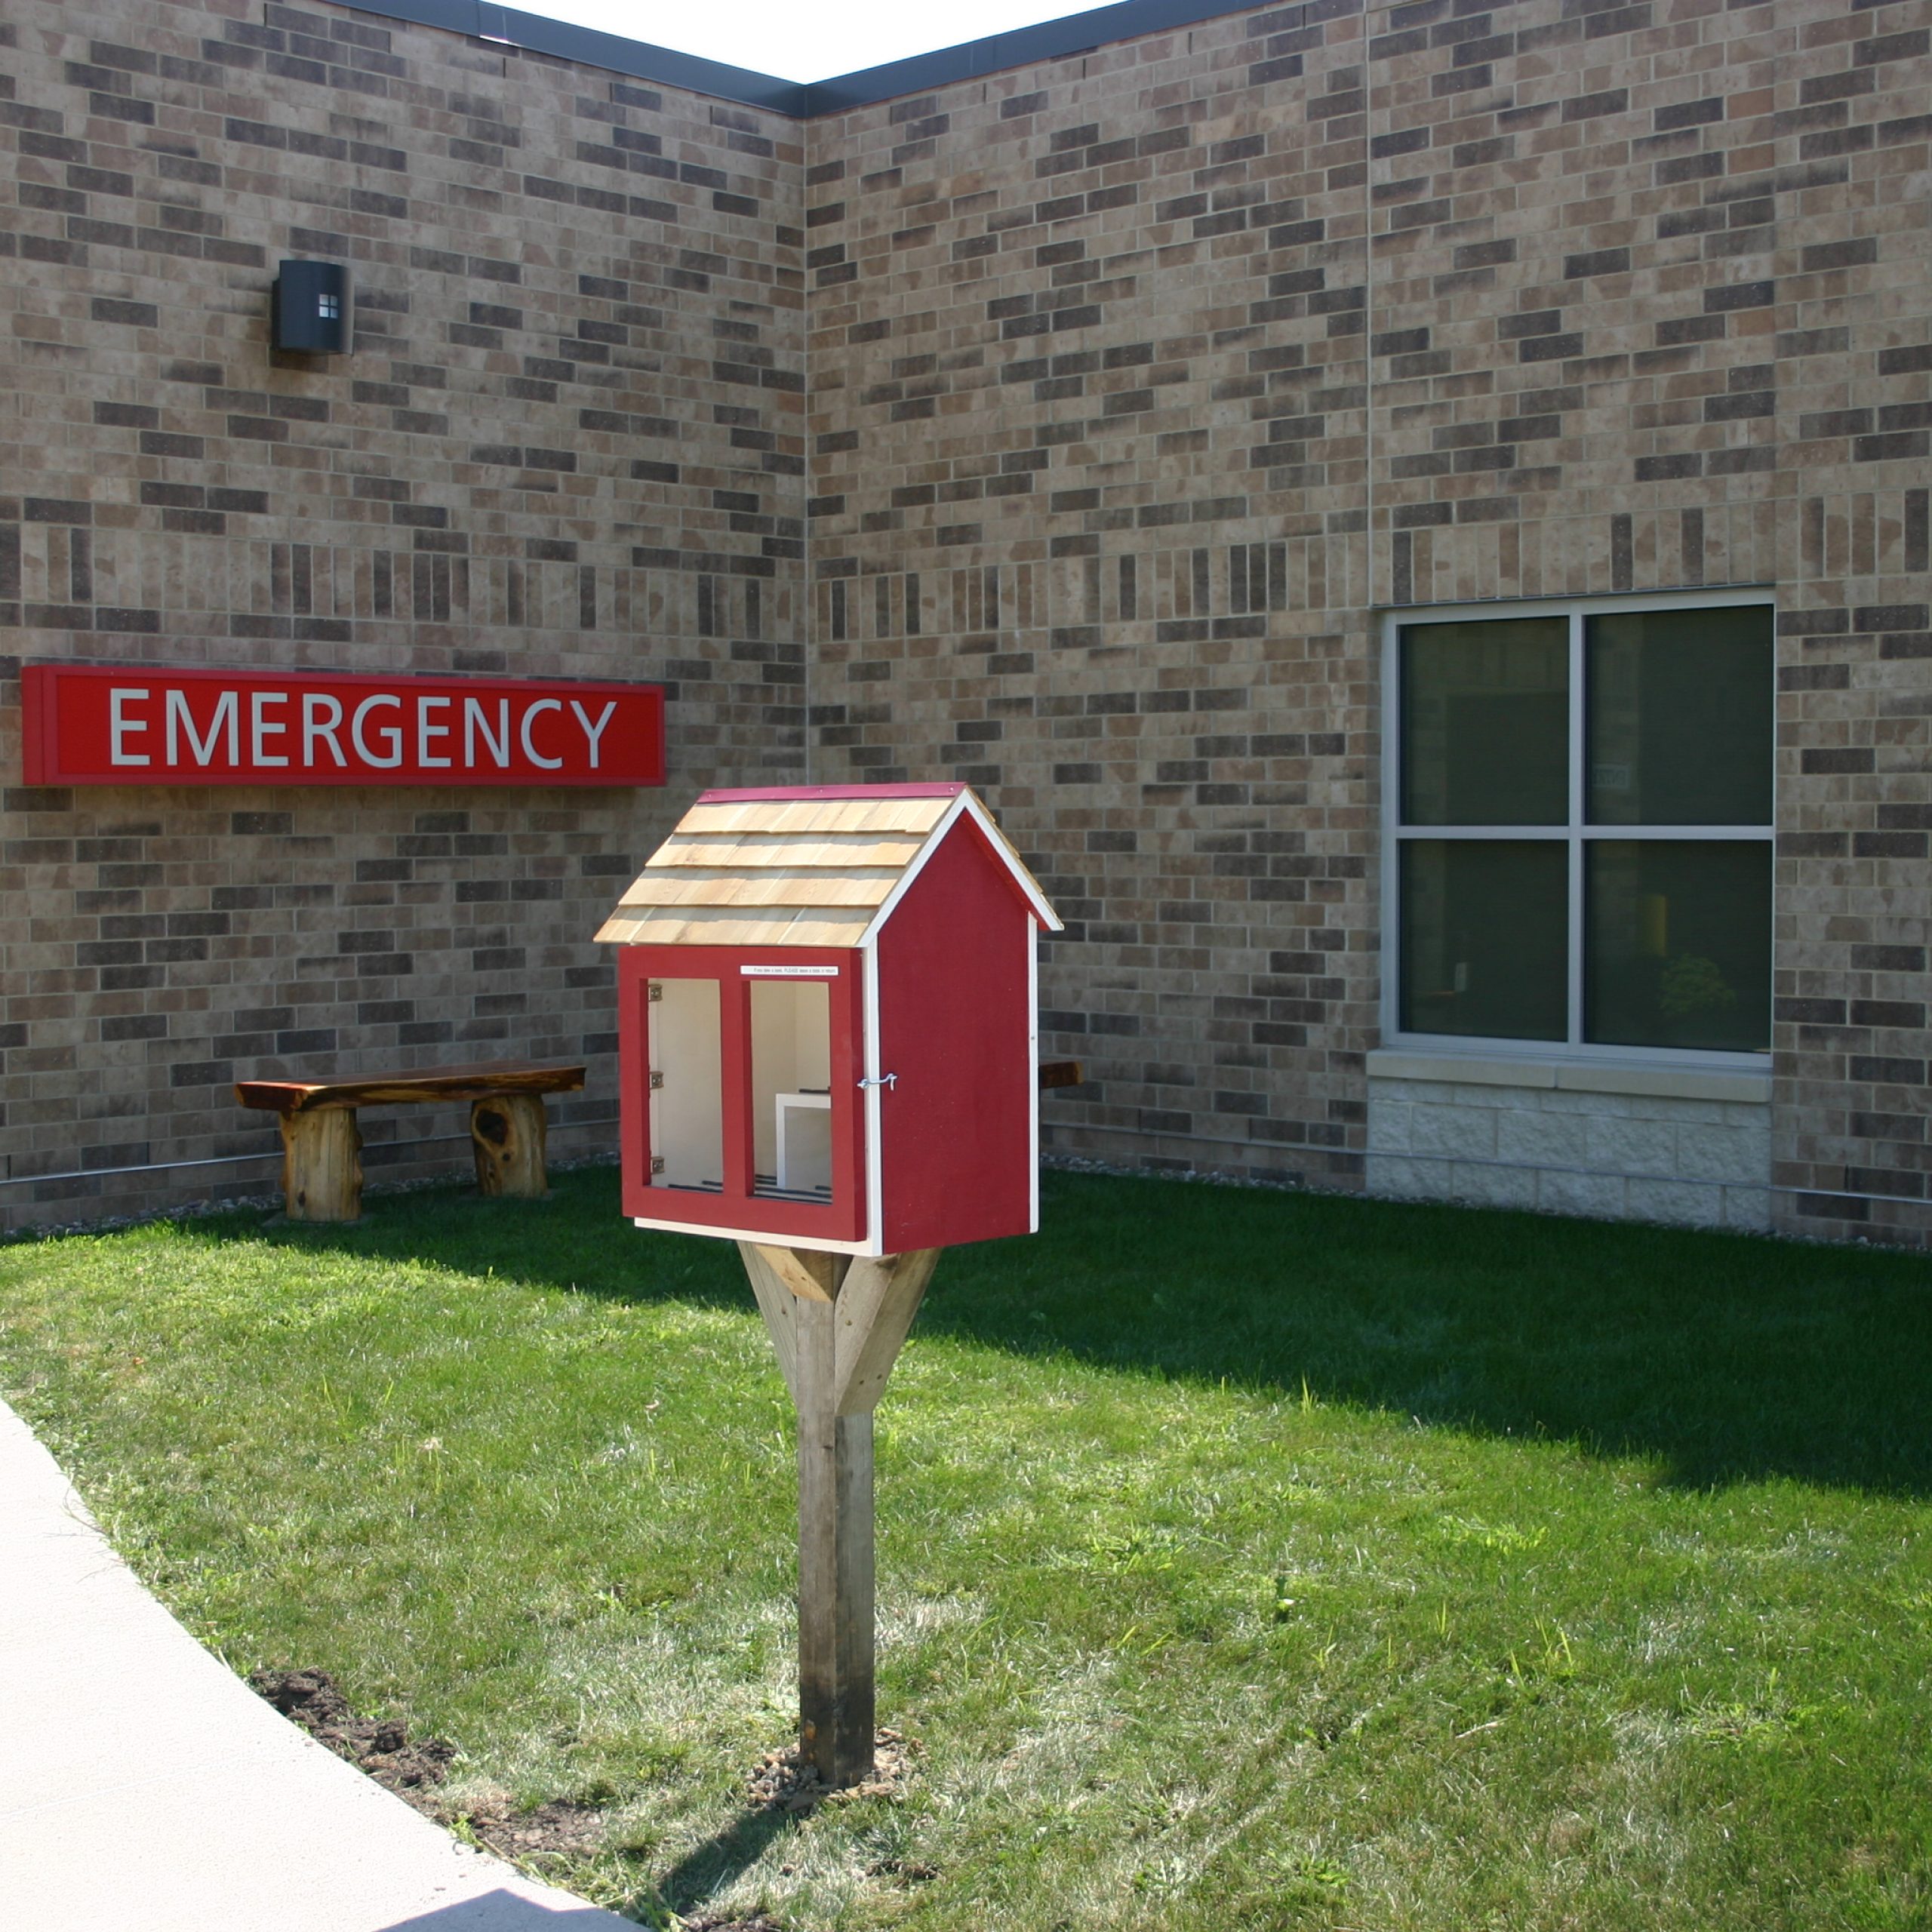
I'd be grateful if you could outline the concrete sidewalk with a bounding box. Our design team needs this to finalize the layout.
[0,1398,638,1932]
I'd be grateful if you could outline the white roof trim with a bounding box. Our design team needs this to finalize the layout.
[857,789,1063,943]
[958,788,1065,931]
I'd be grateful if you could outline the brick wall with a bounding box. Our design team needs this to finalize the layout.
[800,0,1932,1241]
[3,0,1928,1242]
[803,17,1387,1194]
[0,0,805,1227]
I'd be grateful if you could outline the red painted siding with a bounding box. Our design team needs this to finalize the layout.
[875,817,1037,1252]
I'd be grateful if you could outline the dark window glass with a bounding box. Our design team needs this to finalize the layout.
[1586,606,1773,825]
[1585,841,1771,1051]
[1400,840,1568,1041]
[1401,618,1568,826]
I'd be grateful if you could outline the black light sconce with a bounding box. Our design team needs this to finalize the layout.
[271,260,350,353]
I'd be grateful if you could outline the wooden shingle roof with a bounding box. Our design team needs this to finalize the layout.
[595,783,1060,949]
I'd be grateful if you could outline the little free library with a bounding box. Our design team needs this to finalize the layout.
[2,0,1927,1244]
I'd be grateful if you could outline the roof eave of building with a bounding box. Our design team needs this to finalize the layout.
[334,0,1266,118]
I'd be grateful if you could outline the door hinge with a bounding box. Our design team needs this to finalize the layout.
[647,982,663,1003]
[650,1155,666,1175]
[648,1070,664,1090]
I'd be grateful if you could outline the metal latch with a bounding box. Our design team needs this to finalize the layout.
[857,1073,898,1091]
[647,983,663,1002]
[648,1071,664,1090]
[650,1155,666,1174]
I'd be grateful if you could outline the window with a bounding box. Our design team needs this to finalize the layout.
[648,978,724,1190]
[749,976,833,1199]
[1386,597,1774,1061]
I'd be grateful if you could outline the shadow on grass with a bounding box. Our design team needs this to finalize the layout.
[648,1803,793,1918]
[199,1164,1932,1497]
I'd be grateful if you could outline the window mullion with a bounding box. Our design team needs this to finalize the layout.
[1383,614,1401,1045]
[1568,608,1586,1048]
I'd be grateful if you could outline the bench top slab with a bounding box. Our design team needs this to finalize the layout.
[236,1061,586,1115]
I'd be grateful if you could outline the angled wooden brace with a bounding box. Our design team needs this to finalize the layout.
[829,1249,941,1415]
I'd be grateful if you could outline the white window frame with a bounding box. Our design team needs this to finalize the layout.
[1380,587,1777,1072]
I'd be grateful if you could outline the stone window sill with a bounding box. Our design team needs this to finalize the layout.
[1366,1048,1771,1106]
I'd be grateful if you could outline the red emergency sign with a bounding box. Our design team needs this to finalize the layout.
[20,663,666,788]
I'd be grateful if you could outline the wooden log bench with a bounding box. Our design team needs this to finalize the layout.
[235,1061,586,1223]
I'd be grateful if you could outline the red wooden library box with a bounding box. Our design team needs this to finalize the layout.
[595,783,1063,1257]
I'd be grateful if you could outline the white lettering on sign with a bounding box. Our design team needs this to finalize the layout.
[466,696,511,768]
[303,691,347,767]
[167,688,238,766]
[109,688,149,766]
[571,697,617,769]
[116,688,608,774]
[352,694,403,768]
[417,695,452,769]
[520,697,563,770]
[251,689,289,768]
[740,964,841,977]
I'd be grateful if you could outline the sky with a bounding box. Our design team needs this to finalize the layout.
[507,0,1100,82]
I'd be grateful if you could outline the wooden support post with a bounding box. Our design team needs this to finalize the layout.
[470,1093,549,1198]
[740,1242,941,1787]
[280,1106,362,1221]
[795,1294,875,1787]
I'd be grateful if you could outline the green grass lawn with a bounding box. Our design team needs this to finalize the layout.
[2,1168,1930,1930]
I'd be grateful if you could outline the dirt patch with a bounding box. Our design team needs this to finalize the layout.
[249,1668,607,1863]
[678,1917,790,1932]
[249,1667,456,1795]
[746,1727,918,1814]
[866,1856,939,1885]
[459,1797,606,1863]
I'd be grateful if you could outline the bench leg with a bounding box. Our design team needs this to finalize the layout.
[471,1094,549,1198]
[281,1107,362,1222]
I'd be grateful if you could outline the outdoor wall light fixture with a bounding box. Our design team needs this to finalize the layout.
[271,260,350,353]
